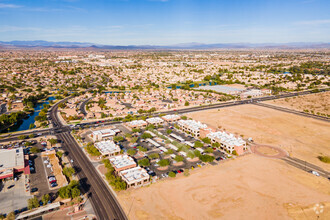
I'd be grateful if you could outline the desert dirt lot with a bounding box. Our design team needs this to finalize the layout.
[265,91,330,116]
[118,155,330,220]
[187,104,330,170]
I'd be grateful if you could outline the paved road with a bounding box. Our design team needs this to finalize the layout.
[50,98,127,220]
[281,157,329,179]
[79,97,92,116]
[253,102,330,122]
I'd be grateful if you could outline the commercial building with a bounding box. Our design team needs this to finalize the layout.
[127,120,147,129]
[91,129,117,142]
[0,148,29,180]
[161,114,180,122]
[177,119,208,137]
[109,155,136,172]
[94,140,120,157]
[119,166,149,188]
[146,117,164,126]
[207,131,247,155]
[240,89,263,99]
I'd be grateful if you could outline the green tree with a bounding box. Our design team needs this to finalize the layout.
[141,132,152,139]
[168,171,176,177]
[166,129,172,134]
[232,150,238,156]
[127,149,137,156]
[41,194,50,205]
[204,147,214,153]
[48,138,57,147]
[137,146,147,152]
[63,166,75,178]
[71,187,81,198]
[201,137,211,144]
[174,155,184,162]
[194,141,203,148]
[28,196,40,210]
[199,154,215,163]
[56,151,63,158]
[158,159,170,167]
[18,135,27,140]
[29,123,35,129]
[148,153,160,159]
[29,134,35,138]
[138,158,150,167]
[30,146,40,154]
[113,136,124,142]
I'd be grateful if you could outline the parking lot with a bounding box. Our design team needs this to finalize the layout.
[29,153,58,199]
[0,177,31,215]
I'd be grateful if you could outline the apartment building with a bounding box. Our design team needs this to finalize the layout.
[177,119,208,137]
[161,114,180,122]
[127,120,148,129]
[119,166,149,188]
[94,140,120,157]
[146,117,164,126]
[207,131,247,155]
[109,155,136,172]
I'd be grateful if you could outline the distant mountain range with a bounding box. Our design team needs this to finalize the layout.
[0,40,329,49]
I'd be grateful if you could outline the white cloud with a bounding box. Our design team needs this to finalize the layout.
[0,3,22,8]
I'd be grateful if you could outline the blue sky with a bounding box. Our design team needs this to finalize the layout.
[0,0,329,45]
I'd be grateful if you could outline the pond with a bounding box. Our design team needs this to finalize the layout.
[8,96,56,132]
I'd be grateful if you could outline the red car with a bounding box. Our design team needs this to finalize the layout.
[177,170,181,173]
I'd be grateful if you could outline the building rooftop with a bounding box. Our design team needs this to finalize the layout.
[109,155,136,170]
[0,148,24,169]
[94,140,120,155]
[207,131,246,146]
[128,120,147,126]
[119,166,149,184]
[161,114,180,120]
[146,117,164,124]
[178,119,207,131]
[92,129,116,137]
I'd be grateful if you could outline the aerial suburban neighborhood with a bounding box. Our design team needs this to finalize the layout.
[0,0,329,220]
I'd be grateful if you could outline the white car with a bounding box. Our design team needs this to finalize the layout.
[311,171,320,176]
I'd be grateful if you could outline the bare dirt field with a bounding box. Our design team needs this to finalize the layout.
[187,104,330,170]
[265,91,330,116]
[118,155,330,220]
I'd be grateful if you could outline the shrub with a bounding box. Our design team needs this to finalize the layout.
[317,155,330,163]
[184,169,190,177]
[168,171,176,177]
[232,150,238,156]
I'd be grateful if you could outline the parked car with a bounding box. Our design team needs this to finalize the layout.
[50,182,58,187]
[311,170,320,176]
[31,188,38,192]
